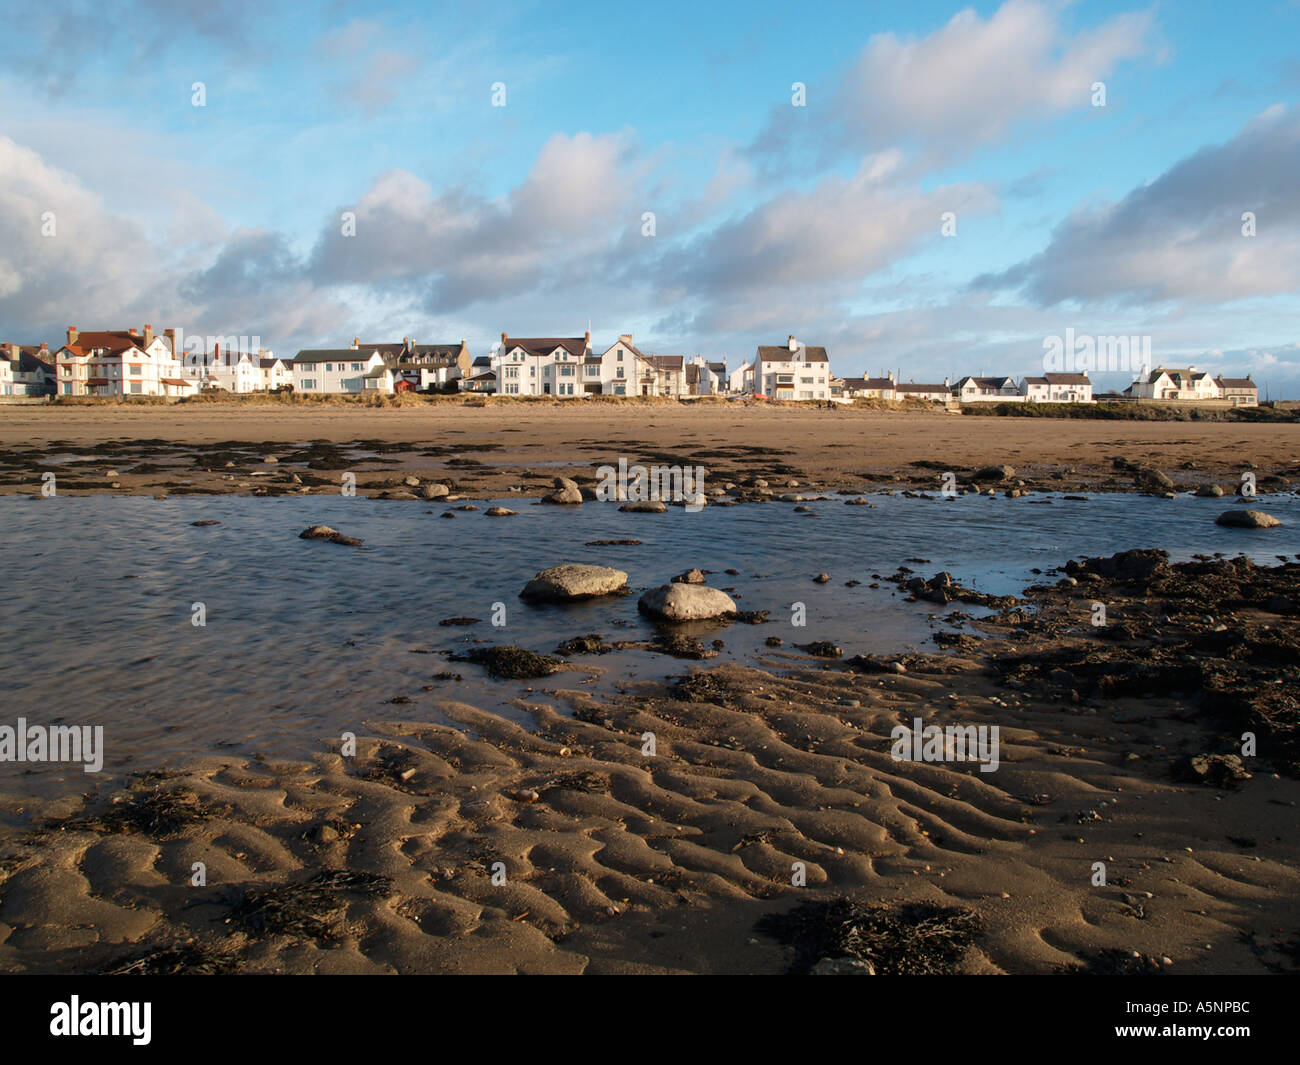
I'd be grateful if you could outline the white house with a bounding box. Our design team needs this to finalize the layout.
[293,344,392,394]
[1126,367,1220,402]
[753,336,832,400]
[1,343,54,396]
[839,374,896,400]
[55,326,199,397]
[369,338,472,390]
[955,375,1022,402]
[1215,376,1258,406]
[259,356,292,391]
[586,334,640,395]
[1019,372,1093,403]
[728,361,755,394]
[894,381,953,402]
[496,333,591,396]
[685,356,727,395]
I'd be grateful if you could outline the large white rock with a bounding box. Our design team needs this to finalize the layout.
[638,583,737,622]
[1215,509,1282,528]
[520,564,628,602]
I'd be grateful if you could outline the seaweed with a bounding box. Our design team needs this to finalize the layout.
[223,870,393,941]
[756,897,983,975]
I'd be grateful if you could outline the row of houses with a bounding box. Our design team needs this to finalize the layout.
[0,327,1260,408]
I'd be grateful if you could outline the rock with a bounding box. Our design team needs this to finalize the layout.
[1215,509,1282,528]
[298,525,363,546]
[843,497,870,505]
[541,486,583,505]
[637,584,737,622]
[313,824,339,844]
[485,506,515,517]
[263,455,278,464]
[672,568,707,584]
[969,465,1015,483]
[810,957,876,976]
[418,483,450,500]
[1194,484,1224,498]
[813,573,830,583]
[455,646,561,680]
[619,500,666,513]
[520,564,628,602]
[780,493,805,503]
[379,490,418,500]
[1135,468,1175,492]
[403,476,421,487]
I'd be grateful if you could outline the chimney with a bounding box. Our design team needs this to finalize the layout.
[351,337,359,349]
[501,332,508,349]
[5,343,17,362]
[888,370,895,382]
[788,335,797,352]
[584,330,591,349]
[39,342,48,352]
[67,326,78,347]
[143,324,153,346]
[407,337,415,354]
[128,327,139,336]
[619,333,633,345]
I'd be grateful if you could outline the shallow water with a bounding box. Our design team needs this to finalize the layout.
[2,490,1298,800]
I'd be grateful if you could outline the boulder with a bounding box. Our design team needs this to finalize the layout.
[1215,509,1282,528]
[969,465,1015,483]
[638,584,737,622]
[672,568,707,584]
[418,483,449,499]
[619,500,666,513]
[520,564,628,602]
[485,506,515,517]
[298,525,363,546]
[541,486,583,505]
[1193,484,1224,498]
[1135,468,1175,492]
[553,476,579,490]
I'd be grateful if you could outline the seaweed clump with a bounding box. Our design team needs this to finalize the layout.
[757,897,983,975]
[223,870,393,941]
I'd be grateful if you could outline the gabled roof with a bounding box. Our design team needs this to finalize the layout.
[1044,373,1090,385]
[895,382,951,393]
[1022,376,1049,385]
[4,346,53,372]
[62,331,152,357]
[642,355,683,371]
[1215,376,1256,389]
[957,375,1015,388]
[505,337,588,358]
[258,357,286,369]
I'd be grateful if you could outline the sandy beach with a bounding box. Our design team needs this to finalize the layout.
[0,403,1297,974]
[0,401,1296,500]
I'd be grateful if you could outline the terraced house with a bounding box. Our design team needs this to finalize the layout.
[54,326,198,397]
[1019,372,1093,402]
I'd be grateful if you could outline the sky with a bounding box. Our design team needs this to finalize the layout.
[1,0,1299,396]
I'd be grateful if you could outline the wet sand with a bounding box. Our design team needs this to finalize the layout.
[1,402,1297,499]
[2,553,1297,975]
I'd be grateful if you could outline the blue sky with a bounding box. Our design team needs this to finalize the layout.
[2,0,1299,394]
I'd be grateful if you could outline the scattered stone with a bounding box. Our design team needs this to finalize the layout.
[813,573,830,583]
[520,564,629,602]
[485,507,515,516]
[298,525,363,546]
[453,645,561,680]
[672,568,707,584]
[968,465,1015,483]
[619,500,667,513]
[541,486,583,505]
[1194,484,1225,498]
[638,583,737,622]
[1215,509,1282,529]
[799,641,843,658]
[418,484,450,500]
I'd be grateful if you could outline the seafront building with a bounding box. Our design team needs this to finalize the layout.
[1,343,55,396]
[54,326,199,398]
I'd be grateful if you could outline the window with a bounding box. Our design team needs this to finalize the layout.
[616,367,624,378]
[352,362,362,371]
[560,366,574,376]
[325,364,333,372]
[130,364,142,374]
[800,377,813,384]
[302,378,316,389]
[617,350,623,360]
[130,382,143,394]
[505,367,518,379]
